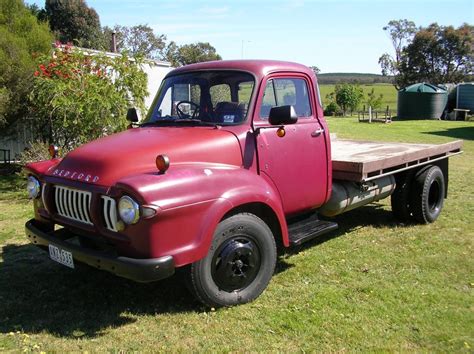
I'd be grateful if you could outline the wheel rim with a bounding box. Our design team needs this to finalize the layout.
[211,236,261,292]
[428,180,441,212]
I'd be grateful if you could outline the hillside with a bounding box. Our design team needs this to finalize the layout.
[318,73,393,85]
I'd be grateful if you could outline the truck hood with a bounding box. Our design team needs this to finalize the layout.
[47,127,242,186]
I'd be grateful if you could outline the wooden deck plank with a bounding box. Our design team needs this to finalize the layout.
[331,139,463,181]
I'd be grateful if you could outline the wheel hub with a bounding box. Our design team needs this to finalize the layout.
[212,238,261,292]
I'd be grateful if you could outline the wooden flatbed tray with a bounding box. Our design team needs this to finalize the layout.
[331,139,463,182]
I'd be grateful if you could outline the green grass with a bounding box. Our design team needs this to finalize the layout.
[1,119,473,351]
[320,83,398,112]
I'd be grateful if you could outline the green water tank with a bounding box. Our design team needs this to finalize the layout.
[397,83,448,120]
[457,83,474,112]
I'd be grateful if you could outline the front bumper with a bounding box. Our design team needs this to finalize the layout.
[25,219,175,282]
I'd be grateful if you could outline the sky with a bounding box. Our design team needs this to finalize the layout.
[25,0,473,74]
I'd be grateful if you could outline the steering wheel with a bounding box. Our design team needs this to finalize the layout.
[176,100,200,119]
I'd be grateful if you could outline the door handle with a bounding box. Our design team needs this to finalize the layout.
[311,128,324,137]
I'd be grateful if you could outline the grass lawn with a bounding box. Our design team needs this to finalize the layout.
[320,83,398,112]
[0,119,473,351]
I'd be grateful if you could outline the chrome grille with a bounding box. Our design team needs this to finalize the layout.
[54,185,92,225]
[102,196,119,232]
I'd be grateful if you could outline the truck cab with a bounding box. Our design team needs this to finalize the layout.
[24,60,461,307]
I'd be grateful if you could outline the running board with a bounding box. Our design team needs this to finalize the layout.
[288,214,338,246]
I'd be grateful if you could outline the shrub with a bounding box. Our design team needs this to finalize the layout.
[17,140,51,166]
[334,83,364,116]
[30,43,148,150]
[16,140,52,179]
[324,101,341,116]
[366,88,384,110]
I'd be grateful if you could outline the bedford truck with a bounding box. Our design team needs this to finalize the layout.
[25,60,463,307]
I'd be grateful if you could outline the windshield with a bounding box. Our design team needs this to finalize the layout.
[143,71,255,126]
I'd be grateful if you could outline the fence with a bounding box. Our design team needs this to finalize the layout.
[358,105,392,123]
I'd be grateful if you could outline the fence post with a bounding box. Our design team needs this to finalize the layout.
[369,106,372,123]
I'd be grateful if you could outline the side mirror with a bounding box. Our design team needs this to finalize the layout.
[126,107,139,123]
[268,105,298,125]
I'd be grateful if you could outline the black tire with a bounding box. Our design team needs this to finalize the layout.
[410,166,445,224]
[391,171,414,222]
[187,213,277,307]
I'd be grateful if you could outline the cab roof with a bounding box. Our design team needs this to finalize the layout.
[167,60,316,81]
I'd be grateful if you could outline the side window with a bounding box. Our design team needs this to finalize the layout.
[259,80,277,118]
[238,81,254,105]
[259,78,312,119]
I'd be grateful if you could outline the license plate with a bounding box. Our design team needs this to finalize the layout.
[48,244,74,269]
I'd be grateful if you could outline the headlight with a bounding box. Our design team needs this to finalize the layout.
[118,195,140,225]
[27,176,41,199]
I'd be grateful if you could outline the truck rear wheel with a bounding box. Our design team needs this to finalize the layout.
[187,213,277,307]
[391,171,414,222]
[410,166,445,224]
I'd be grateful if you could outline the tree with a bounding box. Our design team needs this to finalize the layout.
[26,3,47,21]
[103,24,167,59]
[0,0,52,128]
[366,88,384,110]
[165,42,222,67]
[334,83,364,116]
[44,0,103,49]
[164,41,180,66]
[399,23,473,85]
[378,19,416,89]
[379,20,474,88]
[30,44,148,149]
[384,19,417,63]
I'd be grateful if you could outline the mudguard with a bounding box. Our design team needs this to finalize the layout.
[113,164,288,266]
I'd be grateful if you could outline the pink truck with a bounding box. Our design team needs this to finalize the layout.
[25,60,462,307]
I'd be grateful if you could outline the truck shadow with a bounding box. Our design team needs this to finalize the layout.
[0,244,201,339]
[0,204,399,338]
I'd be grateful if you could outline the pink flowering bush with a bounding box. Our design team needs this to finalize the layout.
[30,42,147,149]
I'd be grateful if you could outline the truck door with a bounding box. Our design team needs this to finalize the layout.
[254,76,328,215]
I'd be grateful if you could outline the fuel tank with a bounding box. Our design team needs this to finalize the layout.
[319,176,396,217]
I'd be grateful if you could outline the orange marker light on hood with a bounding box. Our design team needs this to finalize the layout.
[48,145,58,158]
[156,154,170,174]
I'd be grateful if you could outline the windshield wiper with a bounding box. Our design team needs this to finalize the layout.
[173,119,220,127]
[140,117,176,127]
[141,118,219,128]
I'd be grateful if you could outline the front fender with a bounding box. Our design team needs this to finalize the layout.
[114,164,288,266]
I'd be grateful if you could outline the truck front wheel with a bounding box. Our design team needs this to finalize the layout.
[410,165,445,224]
[187,213,277,307]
